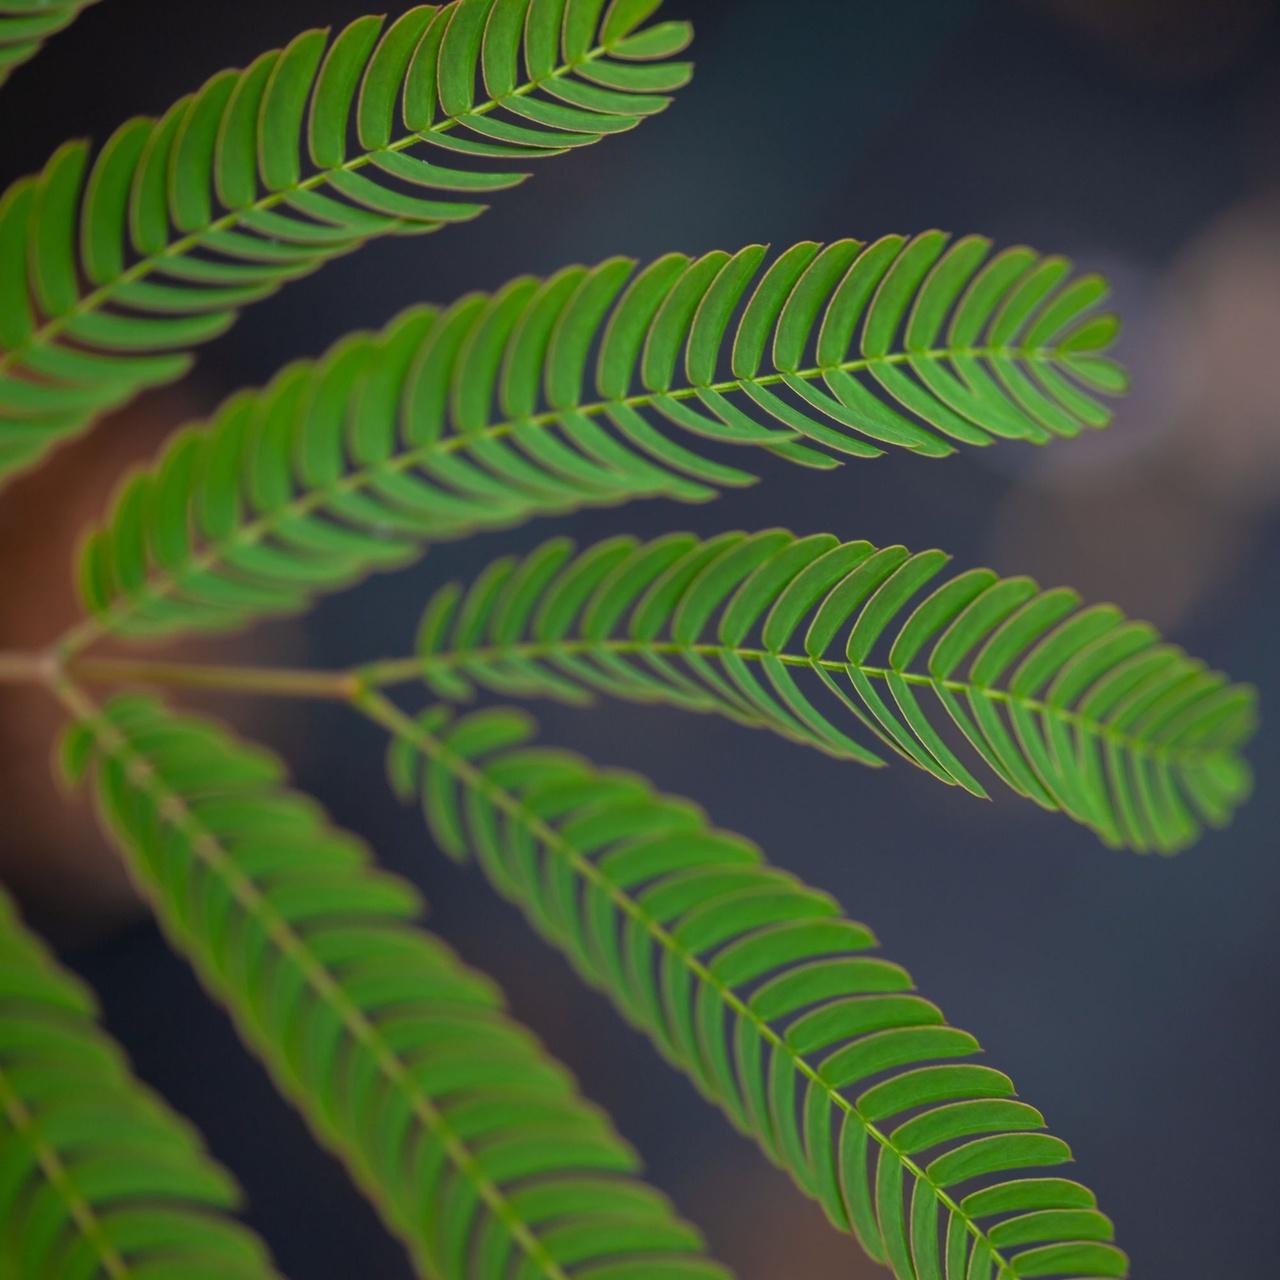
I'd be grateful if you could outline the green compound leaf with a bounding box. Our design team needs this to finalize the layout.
[0,883,280,1279]
[396,530,1257,853]
[0,0,99,88]
[388,706,1131,1280]
[76,234,1123,644]
[0,0,692,485]
[64,690,731,1280]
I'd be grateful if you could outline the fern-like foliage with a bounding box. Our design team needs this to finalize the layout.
[0,0,98,87]
[0,0,691,483]
[75,233,1123,644]
[399,529,1257,852]
[61,688,730,1280]
[0,884,279,1279]
[386,704,1130,1280]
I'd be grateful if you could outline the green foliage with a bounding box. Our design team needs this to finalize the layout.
[77,234,1121,642]
[0,0,690,484]
[388,704,1129,1280]
[0,0,98,86]
[0,884,279,1279]
[405,529,1257,851]
[63,691,728,1280]
[0,1,1254,1273]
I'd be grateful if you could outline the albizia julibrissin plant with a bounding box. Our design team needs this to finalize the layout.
[0,1,1258,1277]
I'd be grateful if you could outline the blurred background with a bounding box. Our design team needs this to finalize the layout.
[2,0,1279,1274]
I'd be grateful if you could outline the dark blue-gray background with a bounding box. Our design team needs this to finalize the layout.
[2,0,1278,1274]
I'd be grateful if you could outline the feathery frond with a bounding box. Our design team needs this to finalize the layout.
[395,529,1257,852]
[0,0,691,484]
[75,234,1123,644]
[386,703,1130,1280]
[0,883,279,1279]
[0,0,98,87]
[60,687,731,1280]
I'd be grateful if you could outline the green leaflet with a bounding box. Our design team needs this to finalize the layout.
[389,530,1258,853]
[0,0,692,484]
[63,689,730,1280]
[0,883,279,1279]
[386,704,1131,1280]
[75,235,1124,646]
[0,0,98,88]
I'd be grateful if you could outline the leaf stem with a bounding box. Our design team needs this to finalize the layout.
[0,650,48,683]
[1,638,1236,772]
[1,648,358,699]
[69,655,360,700]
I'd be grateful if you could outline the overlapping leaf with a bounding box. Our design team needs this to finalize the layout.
[387,704,1130,1280]
[0,0,691,482]
[75,233,1123,645]
[62,689,730,1280]
[0,883,279,1279]
[0,0,98,87]
[394,529,1257,852]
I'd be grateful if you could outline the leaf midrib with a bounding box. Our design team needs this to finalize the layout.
[367,634,1231,769]
[52,676,573,1280]
[0,1066,130,1279]
[362,689,1023,1280]
[65,343,1064,654]
[0,41,609,376]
